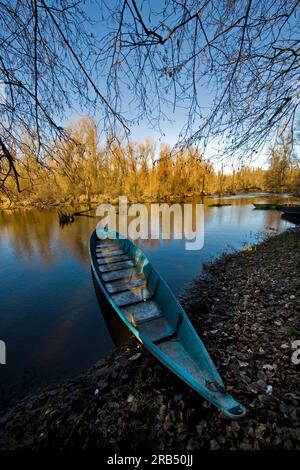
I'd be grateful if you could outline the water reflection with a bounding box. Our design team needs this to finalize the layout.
[0,194,298,409]
[92,273,131,347]
[1,195,297,267]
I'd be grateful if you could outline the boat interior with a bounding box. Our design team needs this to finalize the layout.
[91,234,181,345]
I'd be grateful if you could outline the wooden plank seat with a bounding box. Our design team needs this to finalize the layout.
[98,260,135,273]
[137,315,171,342]
[97,249,125,258]
[111,287,152,307]
[104,277,146,294]
[97,254,130,265]
[96,241,119,248]
[96,246,123,254]
[102,268,143,282]
[121,300,163,324]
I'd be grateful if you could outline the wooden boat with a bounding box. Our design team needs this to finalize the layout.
[278,205,300,216]
[253,203,279,210]
[208,203,232,207]
[89,227,246,419]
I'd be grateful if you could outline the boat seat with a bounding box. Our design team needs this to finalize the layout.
[96,245,119,253]
[102,268,144,282]
[137,316,171,341]
[97,249,125,259]
[98,260,135,273]
[104,277,146,294]
[111,287,152,307]
[97,248,125,256]
[97,242,119,248]
[152,314,183,345]
[97,254,130,265]
[96,245,122,253]
[122,300,163,324]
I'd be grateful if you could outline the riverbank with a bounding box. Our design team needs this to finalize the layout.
[0,190,286,210]
[0,192,206,210]
[0,229,299,450]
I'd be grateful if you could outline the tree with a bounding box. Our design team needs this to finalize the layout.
[266,132,293,193]
[99,0,300,157]
[54,116,102,202]
[0,0,128,194]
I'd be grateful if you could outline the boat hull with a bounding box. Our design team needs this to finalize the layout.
[281,213,300,224]
[279,205,300,216]
[253,203,279,210]
[89,228,246,419]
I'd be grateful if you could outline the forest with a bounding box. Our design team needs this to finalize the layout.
[1,117,299,208]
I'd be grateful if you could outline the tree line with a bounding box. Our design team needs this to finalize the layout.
[1,117,299,208]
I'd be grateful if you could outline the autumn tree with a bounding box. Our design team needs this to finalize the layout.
[266,133,293,193]
[0,0,127,196]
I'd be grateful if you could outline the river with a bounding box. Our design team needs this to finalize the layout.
[0,193,298,408]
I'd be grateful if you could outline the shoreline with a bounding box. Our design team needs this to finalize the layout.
[0,228,299,450]
[1,190,294,211]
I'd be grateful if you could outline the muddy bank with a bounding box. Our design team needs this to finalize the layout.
[0,229,299,450]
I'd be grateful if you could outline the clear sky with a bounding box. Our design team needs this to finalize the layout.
[62,2,213,146]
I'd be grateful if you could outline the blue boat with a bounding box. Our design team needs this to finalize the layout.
[89,227,246,419]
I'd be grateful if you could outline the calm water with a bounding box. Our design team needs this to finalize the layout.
[0,194,298,408]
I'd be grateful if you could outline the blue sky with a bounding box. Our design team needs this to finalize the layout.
[63,2,219,150]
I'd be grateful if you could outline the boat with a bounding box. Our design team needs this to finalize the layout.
[253,203,279,210]
[281,213,300,224]
[89,227,246,419]
[208,203,232,207]
[278,205,300,216]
